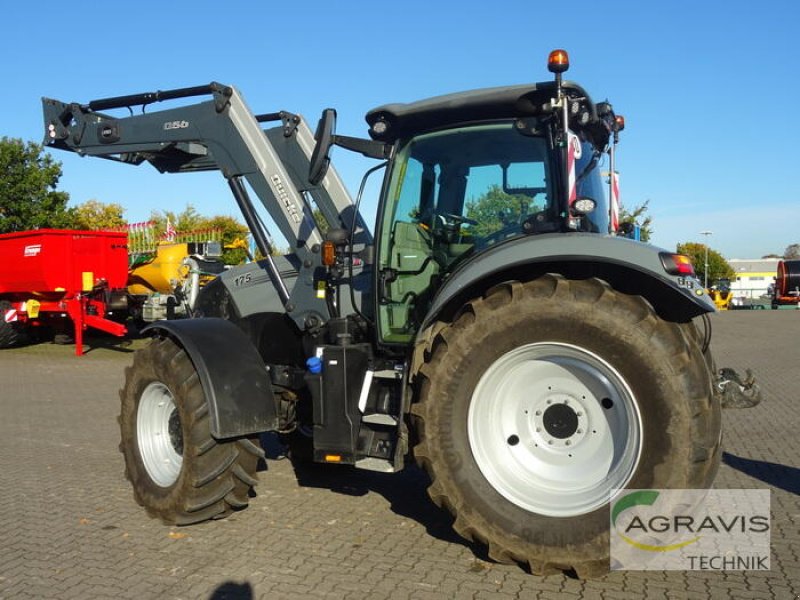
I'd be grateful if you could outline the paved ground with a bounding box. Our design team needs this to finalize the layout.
[0,311,798,600]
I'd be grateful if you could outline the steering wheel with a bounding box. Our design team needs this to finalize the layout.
[439,213,478,227]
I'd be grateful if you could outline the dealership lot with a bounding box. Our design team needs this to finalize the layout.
[1,311,798,599]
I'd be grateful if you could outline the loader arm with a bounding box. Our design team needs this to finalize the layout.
[42,83,371,330]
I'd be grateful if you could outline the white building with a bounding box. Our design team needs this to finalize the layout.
[728,258,779,299]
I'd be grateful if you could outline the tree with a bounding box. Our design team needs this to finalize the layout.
[783,244,800,259]
[464,185,535,238]
[203,214,250,265]
[0,137,73,233]
[312,208,329,235]
[619,199,653,243]
[676,242,735,287]
[150,204,252,265]
[71,199,127,230]
[149,204,204,235]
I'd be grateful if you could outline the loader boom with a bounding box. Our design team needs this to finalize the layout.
[42,83,371,330]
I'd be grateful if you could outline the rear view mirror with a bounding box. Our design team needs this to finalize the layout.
[309,108,336,186]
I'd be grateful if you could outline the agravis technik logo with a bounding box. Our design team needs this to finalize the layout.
[610,489,770,571]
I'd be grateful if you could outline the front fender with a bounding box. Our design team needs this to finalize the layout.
[422,234,714,329]
[143,318,278,439]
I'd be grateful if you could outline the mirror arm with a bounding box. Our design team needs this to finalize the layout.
[333,134,393,160]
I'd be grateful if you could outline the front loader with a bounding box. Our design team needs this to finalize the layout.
[43,50,739,576]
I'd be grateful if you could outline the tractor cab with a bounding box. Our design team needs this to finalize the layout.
[363,55,619,343]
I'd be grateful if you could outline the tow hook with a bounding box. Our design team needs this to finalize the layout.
[717,368,762,409]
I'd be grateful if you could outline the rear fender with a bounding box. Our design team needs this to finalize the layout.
[421,234,715,330]
[143,318,278,439]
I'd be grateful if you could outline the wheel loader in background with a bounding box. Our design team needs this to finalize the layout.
[43,50,750,577]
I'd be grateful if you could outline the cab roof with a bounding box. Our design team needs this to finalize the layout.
[365,81,612,149]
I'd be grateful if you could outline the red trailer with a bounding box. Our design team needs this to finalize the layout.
[0,229,129,355]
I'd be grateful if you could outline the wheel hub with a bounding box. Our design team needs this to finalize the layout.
[530,394,589,449]
[168,410,184,455]
[542,401,579,439]
[467,342,642,517]
[137,382,183,488]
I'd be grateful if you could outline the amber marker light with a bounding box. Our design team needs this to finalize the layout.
[615,115,626,131]
[660,253,696,276]
[548,49,570,74]
[321,240,336,266]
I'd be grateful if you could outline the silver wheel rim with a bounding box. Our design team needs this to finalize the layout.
[468,342,642,517]
[137,382,183,487]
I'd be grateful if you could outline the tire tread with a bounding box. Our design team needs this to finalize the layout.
[410,275,721,577]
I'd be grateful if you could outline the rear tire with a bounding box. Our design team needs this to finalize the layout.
[411,275,721,577]
[0,301,23,349]
[119,336,264,525]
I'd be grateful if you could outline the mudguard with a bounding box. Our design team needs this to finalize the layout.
[143,318,278,439]
[421,233,715,329]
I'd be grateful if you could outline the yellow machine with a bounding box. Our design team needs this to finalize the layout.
[127,237,225,323]
[708,279,733,310]
[128,243,193,295]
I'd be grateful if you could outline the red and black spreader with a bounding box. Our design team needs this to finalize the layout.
[0,229,129,355]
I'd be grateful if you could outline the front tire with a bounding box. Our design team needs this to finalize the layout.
[119,336,264,525]
[411,275,721,577]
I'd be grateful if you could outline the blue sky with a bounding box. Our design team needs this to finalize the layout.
[3,0,798,259]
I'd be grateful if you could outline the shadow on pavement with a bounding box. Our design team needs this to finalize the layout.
[80,335,137,354]
[281,447,489,556]
[723,451,800,495]
[208,581,253,600]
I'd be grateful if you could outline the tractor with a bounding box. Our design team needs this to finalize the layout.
[42,50,727,576]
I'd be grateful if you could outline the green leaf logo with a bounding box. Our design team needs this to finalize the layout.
[612,490,701,552]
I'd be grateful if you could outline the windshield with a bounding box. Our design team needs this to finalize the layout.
[381,123,555,263]
[376,122,556,343]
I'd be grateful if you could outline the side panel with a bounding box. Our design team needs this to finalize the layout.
[421,234,715,330]
[143,318,278,439]
[194,255,372,327]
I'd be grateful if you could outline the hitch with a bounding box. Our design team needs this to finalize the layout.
[718,367,762,409]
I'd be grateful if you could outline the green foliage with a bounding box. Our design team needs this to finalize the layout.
[150,204,250,265]
[783,243,800,259]
[676,242,735,286]
[312,208,329,235]
[71,199,127,230]
[464,185,537,238]
[619,199,653,243]
[463,185,656,242]
[0,137,73,233]
[203,214,250,265]
[149,205,204,234]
